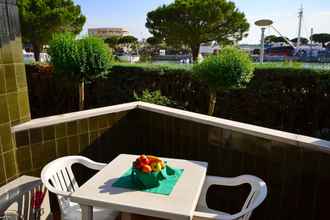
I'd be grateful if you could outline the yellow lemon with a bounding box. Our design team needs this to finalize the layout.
[151,162,162,172]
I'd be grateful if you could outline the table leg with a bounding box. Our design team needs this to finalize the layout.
[121,212,132,220]
[81,205,93,220]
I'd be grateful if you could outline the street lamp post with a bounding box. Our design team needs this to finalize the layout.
[260,27,266,64]
[255,19,273,64]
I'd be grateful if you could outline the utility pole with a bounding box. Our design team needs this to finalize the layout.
[310,28,314,44]
[297,5,303,48]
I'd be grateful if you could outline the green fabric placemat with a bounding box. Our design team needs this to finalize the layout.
[112,167,184,195]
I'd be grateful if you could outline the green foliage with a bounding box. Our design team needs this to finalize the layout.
[265,35,290,44]
[18,0,86,61]
[134,90,174,106]
[77,36,113,80]
[291,37,309,45]
[49,33,112,82]
[193,46,254,89]
[255,61,303,69]
[118,36,138,45]
[146,37,163,46]
[311,33,330,47]
[105,36,121,49]
[48,33,80,79]
[105,35,138,52]
[146,0,249,61]
[111,62,193,77]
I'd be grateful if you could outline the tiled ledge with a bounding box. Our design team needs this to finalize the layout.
[11,102,138,133]
[137,102,330,152]
[11,101,330,152]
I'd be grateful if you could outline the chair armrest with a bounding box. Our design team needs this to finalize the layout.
[77,157,107,171]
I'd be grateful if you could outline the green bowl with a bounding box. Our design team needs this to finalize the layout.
[131,164,178,188]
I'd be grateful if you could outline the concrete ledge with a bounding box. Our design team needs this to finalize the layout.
[11,101,330,152]
[11,102,138,133]
[137,102,330,152]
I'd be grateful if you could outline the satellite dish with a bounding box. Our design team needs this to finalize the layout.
[255,19,273,27]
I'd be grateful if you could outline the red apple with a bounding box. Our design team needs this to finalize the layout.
[139,155,150,165]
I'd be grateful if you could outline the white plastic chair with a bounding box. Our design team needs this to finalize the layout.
[0,176,51,220]
[41,156,119,220]
[194,175,267,220]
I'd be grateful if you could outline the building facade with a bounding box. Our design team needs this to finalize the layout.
[88,28,129,39]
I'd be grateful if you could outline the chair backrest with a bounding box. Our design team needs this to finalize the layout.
[41,156,106,213]
[199,175,267,220]
[0,176,48,220]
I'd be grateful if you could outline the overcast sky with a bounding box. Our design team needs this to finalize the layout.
[73,0,330,44]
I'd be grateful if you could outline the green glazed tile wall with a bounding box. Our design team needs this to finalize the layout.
[0,0,31,185]
[13,111,129,177]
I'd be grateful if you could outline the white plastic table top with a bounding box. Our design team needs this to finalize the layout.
[70,154,208,220]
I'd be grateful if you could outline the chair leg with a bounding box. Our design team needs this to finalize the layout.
[81,205,93,220]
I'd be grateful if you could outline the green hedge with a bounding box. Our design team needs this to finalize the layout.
[109,63,193,76]
[26,63,330,140]
[111,62,330,77]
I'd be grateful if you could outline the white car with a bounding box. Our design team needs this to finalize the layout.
[23,50,35,64]
[23,50,50,64]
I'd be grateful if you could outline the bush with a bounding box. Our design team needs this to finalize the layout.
[49,33,113,109]
[77,36,113,80]
[48,33,80,80]
[134,89,174,107]
[49,33,113,81]
[193,46,254,89]
[193,46,254,115]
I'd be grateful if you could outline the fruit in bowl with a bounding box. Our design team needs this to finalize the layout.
[132,155,167,188]
[133,155,165,173]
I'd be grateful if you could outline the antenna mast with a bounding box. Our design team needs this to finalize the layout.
[297,5,303,48]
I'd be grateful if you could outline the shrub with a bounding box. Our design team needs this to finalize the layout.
[48,33,80,79]
[193,46,254,115]
[49,33,112,109]
[77,36,113,80]
[134,89,174,107]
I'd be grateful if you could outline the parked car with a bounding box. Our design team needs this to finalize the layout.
[23,50,50,64]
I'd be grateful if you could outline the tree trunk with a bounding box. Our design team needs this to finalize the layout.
[32,43,41,62]
[208,90,217,116]
[79,81,85,110]
[191,44,200,63]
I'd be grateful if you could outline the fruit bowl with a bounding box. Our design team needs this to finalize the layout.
[131,155,169,188]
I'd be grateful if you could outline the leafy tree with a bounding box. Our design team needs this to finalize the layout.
[193,46,254,115]
[105,36,121,50]
[311,33,330,47]
[49,33,112,110]
[118,35,139,53]
[146,37,163,46]
[291,37,309,45]
[265,35,290,44]
[118,35,138,45]
[18,0,86,61]
[146,0,249,62]
[265,35,277,43]
[265,35,278,44]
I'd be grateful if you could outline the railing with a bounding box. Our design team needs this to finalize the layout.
[10,102,330,220]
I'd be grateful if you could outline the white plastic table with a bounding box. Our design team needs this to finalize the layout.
[70,154,208,220]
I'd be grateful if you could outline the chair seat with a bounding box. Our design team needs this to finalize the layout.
[62,201,119,220]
